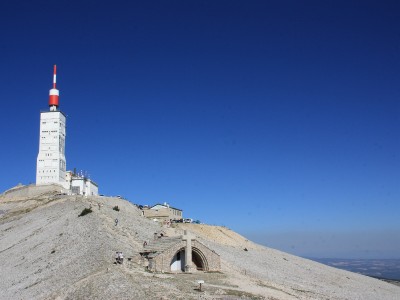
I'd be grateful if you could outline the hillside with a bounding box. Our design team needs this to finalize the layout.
[0,185,399,300]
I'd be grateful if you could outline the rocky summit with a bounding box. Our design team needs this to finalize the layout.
[1,185,399,299]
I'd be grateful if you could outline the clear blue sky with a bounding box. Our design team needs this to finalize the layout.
[0,1,399,259]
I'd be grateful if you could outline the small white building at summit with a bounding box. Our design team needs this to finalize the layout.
[66,171,99,196]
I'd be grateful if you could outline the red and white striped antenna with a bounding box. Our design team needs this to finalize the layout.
[49,65,59,110]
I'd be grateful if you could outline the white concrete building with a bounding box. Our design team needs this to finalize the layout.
[36,66,67,188]
[65,171,99,196]
[36,65,99,195]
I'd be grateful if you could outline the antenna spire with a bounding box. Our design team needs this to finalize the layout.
[53,65,57,89]
[49,64,60,111]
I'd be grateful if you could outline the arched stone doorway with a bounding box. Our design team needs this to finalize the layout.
[170,248,184,272]
[192,248,207,271]
[170,247,208,272]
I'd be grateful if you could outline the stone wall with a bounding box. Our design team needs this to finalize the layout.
[142,207,170,221]
[142,206,183,221]
[148,240,220,273]
[192,240,221,272]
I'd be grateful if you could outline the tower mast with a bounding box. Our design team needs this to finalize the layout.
[36,65,67,187]
[49,65,59,111]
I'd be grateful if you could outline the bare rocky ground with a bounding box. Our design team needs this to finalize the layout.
[1,185,399,300]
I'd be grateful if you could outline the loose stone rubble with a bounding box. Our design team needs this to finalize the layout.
[0,185,399,299]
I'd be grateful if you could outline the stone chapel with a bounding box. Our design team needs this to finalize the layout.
[139,230,220,273]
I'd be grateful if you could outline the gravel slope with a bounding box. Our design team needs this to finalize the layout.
[0,186,399,300]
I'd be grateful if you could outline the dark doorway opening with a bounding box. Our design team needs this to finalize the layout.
[192,251,205,271]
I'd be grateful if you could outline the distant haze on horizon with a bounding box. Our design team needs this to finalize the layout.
[244,230,400,259]
[0,1,399,259]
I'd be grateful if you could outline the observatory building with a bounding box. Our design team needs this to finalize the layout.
[36,66,98,196]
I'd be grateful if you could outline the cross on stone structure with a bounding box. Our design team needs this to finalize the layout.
[182,230,196,272]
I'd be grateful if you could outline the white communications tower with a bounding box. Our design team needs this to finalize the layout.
[36,65,67,187]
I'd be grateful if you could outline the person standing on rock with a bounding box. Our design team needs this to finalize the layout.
[115,218,118,226]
